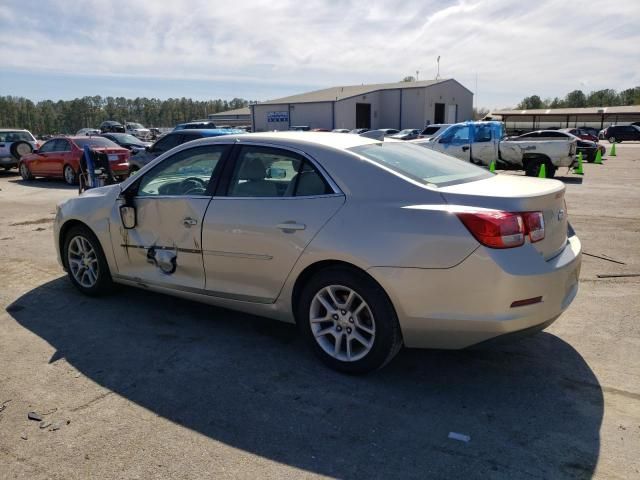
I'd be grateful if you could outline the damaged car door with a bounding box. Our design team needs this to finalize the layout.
[111,145,228,289]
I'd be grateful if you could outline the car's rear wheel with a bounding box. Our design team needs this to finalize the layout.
[608,136,616,143]
[129,166,140,176]
[297,266,402,374]
[19,162,34,180]
[63,164,77,185]
[63,225,113,296]
[524,158,556,178]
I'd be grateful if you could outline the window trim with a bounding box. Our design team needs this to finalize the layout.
[216,141,342,199]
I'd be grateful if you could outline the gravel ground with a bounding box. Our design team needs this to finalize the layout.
[0,144,639,479]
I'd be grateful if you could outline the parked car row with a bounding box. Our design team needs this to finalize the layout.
[598,125,640,143]
[327,125,451,141]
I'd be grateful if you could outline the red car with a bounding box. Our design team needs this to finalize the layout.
[19,136,130,185]
[562,128,598,143]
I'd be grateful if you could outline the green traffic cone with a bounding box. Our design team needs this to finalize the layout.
[538,163,547,178]
[594,149,603,164]
[489,160,496,173]
[574,152,584,175]
[610,141,616,157]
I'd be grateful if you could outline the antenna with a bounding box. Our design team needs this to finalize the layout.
[436,56,441,80]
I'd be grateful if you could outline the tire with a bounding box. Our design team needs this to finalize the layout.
[297,266,403,374]
[524,158,555,178]
[10,141,33,160]
[19,162,34,180]
[63,164,78,185]
[129,166,139,176]
[63,225,113,296]
[608,137,616,143]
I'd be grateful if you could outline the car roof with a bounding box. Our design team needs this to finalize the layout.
[0,128,30,132]
[171,128,245,136]
[204,131,382,149]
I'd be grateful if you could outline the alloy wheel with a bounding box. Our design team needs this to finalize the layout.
[64,165,76,184]
[19,163,30,180]
[309,285,376,362]
[67,235,99,288]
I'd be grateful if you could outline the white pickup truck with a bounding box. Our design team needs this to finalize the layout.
[416,121,576,177]
[125,122,152,141]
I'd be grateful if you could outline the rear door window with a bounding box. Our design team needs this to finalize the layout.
[152,134,183,154]
[39,140,57,153]
[227,146,331,198]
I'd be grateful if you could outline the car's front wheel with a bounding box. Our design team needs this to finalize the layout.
[63,225,113,295]
[608,136,617,143]
[297,266,403,374]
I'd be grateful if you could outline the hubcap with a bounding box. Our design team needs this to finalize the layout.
[64,166,74,184]
[309,285,376,362]
[67,235,99,288]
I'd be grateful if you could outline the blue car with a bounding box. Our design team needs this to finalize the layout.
[128,128,245,173]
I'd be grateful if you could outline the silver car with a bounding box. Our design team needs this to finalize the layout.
[54,132,581,373]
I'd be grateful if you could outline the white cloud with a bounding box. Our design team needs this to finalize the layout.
[0,0,638,107]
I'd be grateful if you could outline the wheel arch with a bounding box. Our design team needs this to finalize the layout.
[58,219,99,270]
[290,259,398,325]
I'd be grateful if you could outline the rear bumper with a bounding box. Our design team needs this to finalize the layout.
[368,234,581,349]
[110,161,129,176]
[0,156,18,167]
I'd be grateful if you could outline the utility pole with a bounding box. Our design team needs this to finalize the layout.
[436,56,441,80]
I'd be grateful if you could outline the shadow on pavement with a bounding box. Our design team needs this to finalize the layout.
[8,178,78,190]
[8,277,603,479]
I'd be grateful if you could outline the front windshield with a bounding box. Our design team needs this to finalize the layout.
[398,129,414,135]
[127,123,144,129]
[349,142,492,187]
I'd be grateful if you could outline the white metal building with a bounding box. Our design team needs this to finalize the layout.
[250,79,473,132]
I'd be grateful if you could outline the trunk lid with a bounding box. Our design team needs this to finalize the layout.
[437,175,568,260]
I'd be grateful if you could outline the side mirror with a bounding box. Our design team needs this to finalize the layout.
[120,205,137,229]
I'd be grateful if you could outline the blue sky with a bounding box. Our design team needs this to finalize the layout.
[1,0,639,109]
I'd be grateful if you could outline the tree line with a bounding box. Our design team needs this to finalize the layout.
[517,87,640,110]
[0,96,254,135]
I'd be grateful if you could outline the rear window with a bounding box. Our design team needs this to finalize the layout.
[349,142,492,187]
[421,126,441,135]
[74,137,120,148]
[0,131,34,142]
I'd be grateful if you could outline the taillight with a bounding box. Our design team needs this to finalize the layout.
[456,211,524,248]
[456,210,545,249]
[522,212,545,242]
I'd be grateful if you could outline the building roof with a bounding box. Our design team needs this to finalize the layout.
[490,105,640,116]
[208,107,251,117]
[256,79,460,105]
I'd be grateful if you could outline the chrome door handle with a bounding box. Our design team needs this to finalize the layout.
[183,217,198,227]
[277,222,306,231]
